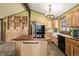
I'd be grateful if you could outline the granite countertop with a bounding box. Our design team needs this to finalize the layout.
[57,33,79,41]
[12,35,32,41]
[52,32,79,41]
[52,33,60,38]
[12,35,47,41]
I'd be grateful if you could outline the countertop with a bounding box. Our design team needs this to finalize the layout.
[57,33,79,41]
[52,32,79,41]
[58,33,75,39]
[12,35,47,41]
[52,33,60,38]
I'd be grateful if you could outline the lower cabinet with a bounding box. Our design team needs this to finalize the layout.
[73,42,79,56]
[65,38,74,56]
[52,36,58,46]
[22,41,39,56]
[65,38,79,56]
[15,41,48,56]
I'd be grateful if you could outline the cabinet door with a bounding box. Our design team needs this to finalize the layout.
[76,8,79,26]
[69,12,73,26]
[21,41,40,56]
[66,14,70,27]
[65,38,74,56]
[73,10,78,26]
[66,13,73,27]
[21,41,47,56]
[73,46,79,56]
[52,36,58,46]
[73,42,79,56]
[72,7,79,26]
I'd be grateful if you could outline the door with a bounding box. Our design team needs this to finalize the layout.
[0,19,3,41]
[0,20,1,41]
[3,21,6,41]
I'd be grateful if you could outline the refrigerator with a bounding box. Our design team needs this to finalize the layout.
[32,24,45,38]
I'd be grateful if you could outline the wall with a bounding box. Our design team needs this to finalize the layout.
[31,10,53,33]
[4,10,54,42]
[4,10,29,42]
[31,11,46,21]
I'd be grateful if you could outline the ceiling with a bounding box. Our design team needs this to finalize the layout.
[0,3,78,18]
[28,3,78,18]
[0,3,25,18]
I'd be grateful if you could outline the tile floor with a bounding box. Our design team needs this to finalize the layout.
[0,42,15,56]
[47,42,65,56]
[0,42,65,56]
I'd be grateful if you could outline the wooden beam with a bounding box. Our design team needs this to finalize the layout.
[27,4,31,35]
[22,3,31,35]
[22,3,30,11]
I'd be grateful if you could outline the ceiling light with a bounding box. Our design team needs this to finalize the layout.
[46,4,54,18]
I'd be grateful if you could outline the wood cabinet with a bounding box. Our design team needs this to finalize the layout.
[66,5,79,27]
[45,32,52,42]
[7,16,28,29]
[66,12,73,27]
[52,36,58,46]
[65,37,79,56]
[15,40,48,56]
[73,41,79,56]
[65,38,74,56]
[21,41,39,56]
[5,16,29,42]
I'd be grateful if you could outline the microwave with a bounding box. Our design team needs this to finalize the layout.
[72,29,79,38]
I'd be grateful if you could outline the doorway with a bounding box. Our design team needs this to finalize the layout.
[0,19,4,41]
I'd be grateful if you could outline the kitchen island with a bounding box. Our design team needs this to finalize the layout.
[13,35,48,56]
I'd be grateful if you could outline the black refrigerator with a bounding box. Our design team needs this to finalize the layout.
[34,25,45,38]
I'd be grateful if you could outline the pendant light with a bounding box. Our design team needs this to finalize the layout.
[46,4,54,18]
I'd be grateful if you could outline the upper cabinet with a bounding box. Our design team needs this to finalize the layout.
[66,5,79,27]
[6,16,28,30]
[66,12,73,27]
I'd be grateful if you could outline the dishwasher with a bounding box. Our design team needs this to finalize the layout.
[58,35,65,54]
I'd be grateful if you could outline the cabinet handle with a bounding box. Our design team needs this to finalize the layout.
[23,42,39,44]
